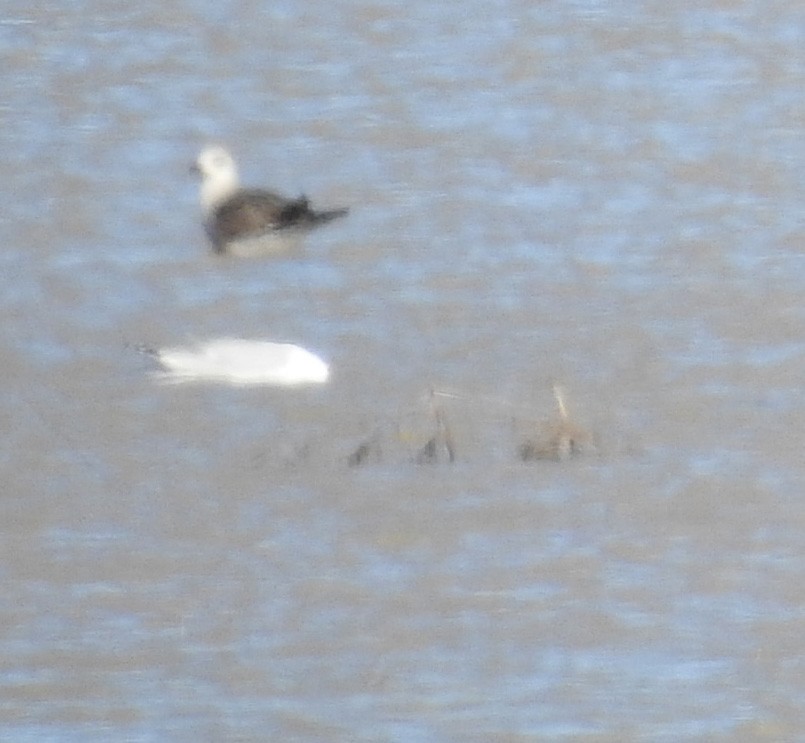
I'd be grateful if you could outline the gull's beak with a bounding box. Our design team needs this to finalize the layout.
[189,162,201,176]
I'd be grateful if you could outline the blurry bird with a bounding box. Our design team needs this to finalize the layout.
[191,145,348,255]
[140,338,329,386]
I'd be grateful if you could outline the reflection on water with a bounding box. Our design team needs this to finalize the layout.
[1,0,804,739]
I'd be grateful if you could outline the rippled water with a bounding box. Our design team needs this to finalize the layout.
[1,1,804,740]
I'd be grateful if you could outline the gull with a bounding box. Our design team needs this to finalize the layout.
[140,338,329,386]
[191,145,348,255]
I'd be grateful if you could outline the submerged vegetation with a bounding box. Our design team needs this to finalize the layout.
[347,381,597,467]
[518,382,595,462]
[414,388,456,464]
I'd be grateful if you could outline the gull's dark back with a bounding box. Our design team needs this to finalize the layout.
[209,188,348,252]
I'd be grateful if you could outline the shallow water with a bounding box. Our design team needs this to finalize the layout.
[1,1,804,740]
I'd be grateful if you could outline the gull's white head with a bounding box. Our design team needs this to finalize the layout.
[193,145,240,214]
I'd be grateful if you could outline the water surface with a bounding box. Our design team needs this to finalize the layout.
[1,1,803,740]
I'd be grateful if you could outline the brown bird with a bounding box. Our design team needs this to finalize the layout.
[191,145,348,255]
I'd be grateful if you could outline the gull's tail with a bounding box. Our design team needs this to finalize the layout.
[308,206,349,225]
[276,197,349,229]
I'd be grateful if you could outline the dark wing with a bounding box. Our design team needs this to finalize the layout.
[208,189,349,251]
[275,195,313,227]
[209,189,297,246]
[270,194,348,229]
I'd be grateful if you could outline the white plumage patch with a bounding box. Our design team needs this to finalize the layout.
[151,338,329,386]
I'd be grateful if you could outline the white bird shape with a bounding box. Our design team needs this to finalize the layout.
[141,338,329,386]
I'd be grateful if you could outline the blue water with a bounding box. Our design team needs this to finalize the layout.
[1,1,804,740]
